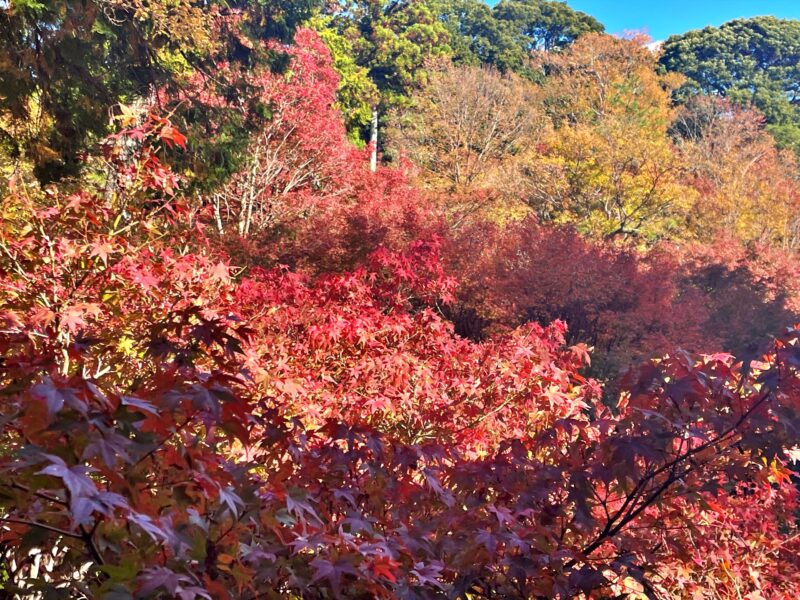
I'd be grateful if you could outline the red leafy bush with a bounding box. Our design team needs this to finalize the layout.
[675,235,800,358]
[445,219,714,380]
[443,218,800,395]
[234,243,598,455]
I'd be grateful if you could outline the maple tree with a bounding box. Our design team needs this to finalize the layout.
[445,219,713,380]
[672,235,800,360]
[149,24,437,274]
[185,27,360,239]
[444,216,800,385]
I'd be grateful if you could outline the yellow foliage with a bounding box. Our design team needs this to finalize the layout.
[515,34,696,240]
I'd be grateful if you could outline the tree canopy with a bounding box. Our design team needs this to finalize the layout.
[430,0,604,75]
[493,0,603,51]
[661,16,800,154]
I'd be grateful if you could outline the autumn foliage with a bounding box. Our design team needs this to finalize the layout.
[1,6,800,600]
[2,167,800,596]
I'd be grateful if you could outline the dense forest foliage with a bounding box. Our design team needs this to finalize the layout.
[1,0,799,598]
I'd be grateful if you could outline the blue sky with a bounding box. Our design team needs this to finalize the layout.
[487,1,800,41]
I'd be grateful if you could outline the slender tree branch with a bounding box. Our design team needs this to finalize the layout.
[0,517,81,540]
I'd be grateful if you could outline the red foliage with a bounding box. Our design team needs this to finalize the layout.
[2,163,800,598]
[446,218,714,379]
[653,481,800,598]
[253,160,440,274]
[444,219,800,390]
[674,234,800,357]
[234,242,598,455]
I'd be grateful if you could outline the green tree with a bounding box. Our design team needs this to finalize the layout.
[311,16,380,145]
[429,0,526,73]
[242,0,322,42]
[330,1,450,98]
[660,16,800,155]
[0,0,201,182]
[428,0,603,77]
[493,0,603,52]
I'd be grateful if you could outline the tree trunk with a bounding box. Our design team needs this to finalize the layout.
[370,106,379,172]
[212,193,224,234]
